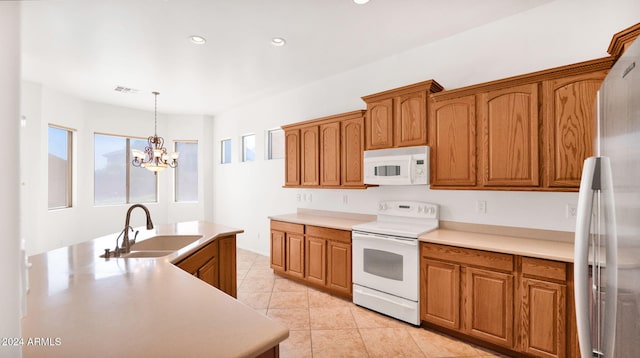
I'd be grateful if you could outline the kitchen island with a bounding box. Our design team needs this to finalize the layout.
[20,221,288,358]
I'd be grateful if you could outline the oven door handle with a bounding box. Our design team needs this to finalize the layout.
[354,287,415,310]
[352,233,418,246]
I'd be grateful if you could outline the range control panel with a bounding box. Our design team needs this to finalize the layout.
[377,200,439,219]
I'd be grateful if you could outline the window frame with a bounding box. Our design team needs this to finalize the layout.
[241,133,256,162]
[266,128,284,160]
[174,140,198,203]
[93,132,159,206]
[220,138,232,164]
[48,124,74,210]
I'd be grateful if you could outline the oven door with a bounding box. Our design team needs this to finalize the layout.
[352,230,419,301]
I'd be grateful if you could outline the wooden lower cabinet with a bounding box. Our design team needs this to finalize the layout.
[465,267,514,348]
[197,256,219,288]
[327,240,351,295]
[175,235,237,298]
[420,242,573,358]
[286,233,305,278]
[521,278,566,358]
[270,220,352,298]
[218,235,237,298]
[421,259,460,330]
[305,236,327,286]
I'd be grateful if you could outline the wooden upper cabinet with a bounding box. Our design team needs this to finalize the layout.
[282,110,366,189]
[301,126,320,186]
[320,122,341,186]
[396,91,428,147]
[430,95,477,187]
[341,116,365,186]
[542,71,606,188]
[362,80,444,150]
[479,83,539,187]
[284,129,300,186]
[365,98,394,149]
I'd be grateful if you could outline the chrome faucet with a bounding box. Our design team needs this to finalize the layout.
[122,204,154,253]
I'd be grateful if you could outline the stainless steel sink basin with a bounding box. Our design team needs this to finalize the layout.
[130,235,202,251]
[120,250,174,258]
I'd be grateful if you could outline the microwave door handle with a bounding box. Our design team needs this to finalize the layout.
[574,157,598,358]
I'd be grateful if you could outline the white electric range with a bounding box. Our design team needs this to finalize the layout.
[352,200,439,325]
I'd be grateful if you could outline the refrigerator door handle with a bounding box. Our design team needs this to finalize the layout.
[601,157,618,357]
[574,157,599,358]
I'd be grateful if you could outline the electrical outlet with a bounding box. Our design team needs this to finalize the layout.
[566,204,577,218]
[477,200,487,214]
[296,193,301,202]
[342,195,348,205]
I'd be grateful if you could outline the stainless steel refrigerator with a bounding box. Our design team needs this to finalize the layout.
[575,38,640,357]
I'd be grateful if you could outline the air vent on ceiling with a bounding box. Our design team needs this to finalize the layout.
[114,86,139,94]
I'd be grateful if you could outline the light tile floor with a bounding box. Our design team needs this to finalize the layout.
[236,248,509,358]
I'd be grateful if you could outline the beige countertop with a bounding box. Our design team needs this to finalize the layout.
[21,221,288,358]
[271,210,578,262]
[419,229,576,263]
[269,208,375,231]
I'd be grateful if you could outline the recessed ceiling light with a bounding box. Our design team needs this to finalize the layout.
[353,0,370,4]
[271,37,286,47]
[189,35,207,45]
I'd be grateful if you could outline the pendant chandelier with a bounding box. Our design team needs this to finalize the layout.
[131,91,179,173]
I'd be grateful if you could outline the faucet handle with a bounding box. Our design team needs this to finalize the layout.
[131,230,139,245]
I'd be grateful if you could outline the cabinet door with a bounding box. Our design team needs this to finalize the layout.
[395,91,427,147]
[197,257,219,288]
[480,83,539,187]
[305,236,326,286]
[365,98,394,149]
[327,240,351,296]
[270,230,286,272]
[218,235,237,298]
[284,129,300,186]
[320,122,341,186]
[301,126,319,186]
[286,233,305,278]
[341,116,365,186]
[521,278,567,358]
[542,71,606,188]
[465,267,514,348]
[421,259,460,329]
[430,95,477,187]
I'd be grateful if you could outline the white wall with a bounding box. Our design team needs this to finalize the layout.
[0,3,22,357]
[20,83,212,255]
[212,0,640,256]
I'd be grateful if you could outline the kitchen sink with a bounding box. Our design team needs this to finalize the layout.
[130,235,202,251]
[120,250,175,258]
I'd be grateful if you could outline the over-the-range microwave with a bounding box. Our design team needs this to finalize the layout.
[363,145,429,185]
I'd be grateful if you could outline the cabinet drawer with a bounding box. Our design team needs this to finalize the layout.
[522,257,567,282]
[271,220,304,234]
[176,240,218,275]
[306,225,351,243]
[421,243,513,272]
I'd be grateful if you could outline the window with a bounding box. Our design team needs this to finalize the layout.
[221,139,232,164]
[267,128,284,160]
[94,133,157,205]
[48,125,73,209]
[175,141,198,202]
[242,134,256,162]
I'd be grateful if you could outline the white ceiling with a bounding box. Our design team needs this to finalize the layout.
[21,0,553,115]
